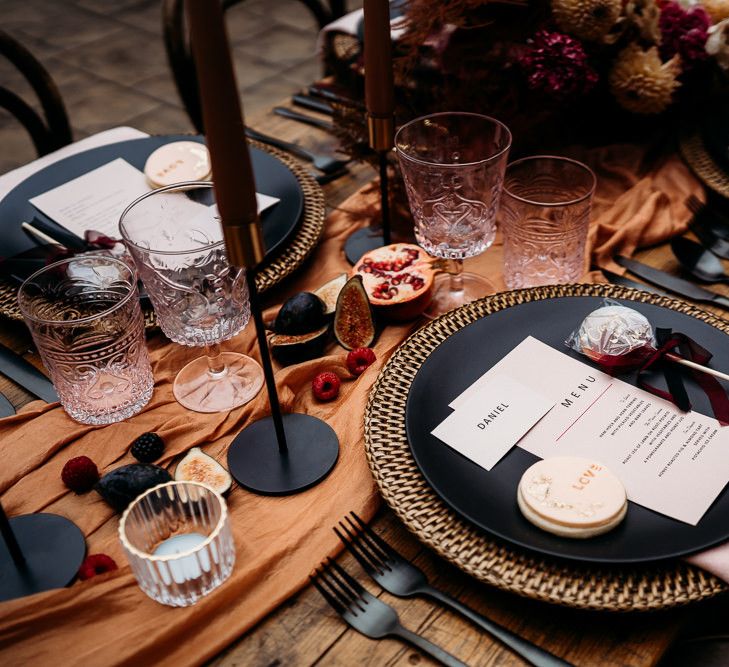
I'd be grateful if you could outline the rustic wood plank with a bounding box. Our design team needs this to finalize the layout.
[214,508,686,667]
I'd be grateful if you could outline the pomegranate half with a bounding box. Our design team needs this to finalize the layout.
[353,243,435,321]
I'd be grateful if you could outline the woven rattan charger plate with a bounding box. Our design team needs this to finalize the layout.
[679,130,729,198]
[364,283,728,611]
[0,139,325,328]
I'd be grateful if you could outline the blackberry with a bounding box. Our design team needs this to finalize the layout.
[130,432,165,463]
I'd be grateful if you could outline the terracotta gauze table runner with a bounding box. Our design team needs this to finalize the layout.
[0,144,707,665]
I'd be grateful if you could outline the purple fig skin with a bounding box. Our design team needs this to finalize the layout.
[95,464,172,512]
[274,292,326,335]
[270,325,329,365]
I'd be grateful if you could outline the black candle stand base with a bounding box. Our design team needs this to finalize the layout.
[227,413,339,495]
[344,227,387,265]
[0,513,86,602]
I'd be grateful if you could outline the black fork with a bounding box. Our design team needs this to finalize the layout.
[311,558,468,667]
[335,512,573,667]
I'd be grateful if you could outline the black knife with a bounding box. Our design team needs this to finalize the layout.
[307,85,365,110]
[0,343,58,403]
[599,267,667,296]
[273,107,334,132]
[291,94,333,116]
[0,392,15,418]
[614,256,729,309]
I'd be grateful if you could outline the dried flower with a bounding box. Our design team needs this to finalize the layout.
[519,30,598,103]
[552,0,622,41]
[625,0,662,42]
[609,45,682,113]
[706,18,729,69]
[699,0,729,24]
[659,2,711,67]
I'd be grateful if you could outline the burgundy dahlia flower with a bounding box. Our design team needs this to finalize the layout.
[519,30,598,103]
[659,1,711,67]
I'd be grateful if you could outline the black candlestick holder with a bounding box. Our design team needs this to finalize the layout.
[344,113,396,265]
[0,502,86,602]
[226,269,339,495]
[343,151,392,265]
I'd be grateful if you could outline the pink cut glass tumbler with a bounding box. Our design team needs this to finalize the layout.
[17,255,154,424]
[396,112,512,317]
[500,156,596,289]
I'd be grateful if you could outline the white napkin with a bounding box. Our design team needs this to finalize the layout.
[687,546,729,582]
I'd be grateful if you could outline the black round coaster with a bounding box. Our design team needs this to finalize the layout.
[0,513,86,602]
[344,227,386,265]
[227,413,339,495]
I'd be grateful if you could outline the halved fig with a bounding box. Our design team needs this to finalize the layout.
[175,447,232,495]
[353,243,435,321]
[334,275,376,350]
[313,273,347,317]
[269,324,329,365]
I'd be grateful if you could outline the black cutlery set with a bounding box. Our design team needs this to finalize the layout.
[247,85,356,186]
[312,512,571,667]
[606,195,729,310]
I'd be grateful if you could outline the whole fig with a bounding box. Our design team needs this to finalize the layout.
[274,292,326,335]
[95,464,172,512]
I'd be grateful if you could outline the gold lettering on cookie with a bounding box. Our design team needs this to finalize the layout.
[571,463,603,491]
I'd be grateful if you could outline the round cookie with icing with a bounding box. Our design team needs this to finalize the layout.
[144,141,211,188]
[517,456,627,539]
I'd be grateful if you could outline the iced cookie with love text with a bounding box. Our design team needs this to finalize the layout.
[517,456,627,539]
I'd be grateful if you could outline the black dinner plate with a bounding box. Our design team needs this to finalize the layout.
[0,135,303,264]
[405,295,729,564]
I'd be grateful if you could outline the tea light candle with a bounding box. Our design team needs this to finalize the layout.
[154,532,212,584]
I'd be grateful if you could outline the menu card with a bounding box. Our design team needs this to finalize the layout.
[29,158,279,241]
[437,336,729,525]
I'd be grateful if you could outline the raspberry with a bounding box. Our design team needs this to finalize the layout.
[312,372,341,401]
[78,554,118,581]
[346,348,377,376]
[61,456,99,494]
[130,433,165,463]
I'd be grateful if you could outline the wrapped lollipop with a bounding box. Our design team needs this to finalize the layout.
[567,304,656,373]
[567,300,729,423]
[567,302,729,382]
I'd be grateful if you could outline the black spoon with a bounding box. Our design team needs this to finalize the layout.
[671,236,729,284]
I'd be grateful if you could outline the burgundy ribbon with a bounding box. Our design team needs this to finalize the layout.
[588,332,729,426]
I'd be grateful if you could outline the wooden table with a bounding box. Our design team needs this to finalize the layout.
[2,103,729,667]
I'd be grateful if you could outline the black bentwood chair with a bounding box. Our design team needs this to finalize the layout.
[0,30,73,156]
[163,0,348,134]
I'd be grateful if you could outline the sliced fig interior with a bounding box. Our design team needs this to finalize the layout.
[334,275,376,350]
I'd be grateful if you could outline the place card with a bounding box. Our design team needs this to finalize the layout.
[30,158,279,241]
[449,336,729,525]
[432,376,553,470]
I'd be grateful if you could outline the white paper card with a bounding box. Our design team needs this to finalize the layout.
[432,376,553,470]
[29,158,279,241]
[450,336,729,524]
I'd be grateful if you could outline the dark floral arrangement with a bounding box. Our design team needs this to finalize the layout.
[328,0,729,157]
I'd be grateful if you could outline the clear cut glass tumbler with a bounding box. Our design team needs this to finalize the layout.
[119,481,235,607]
[395,112,512,317]
[119,181,263,413]
[499,156,596,289]
[17,255,154,425]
